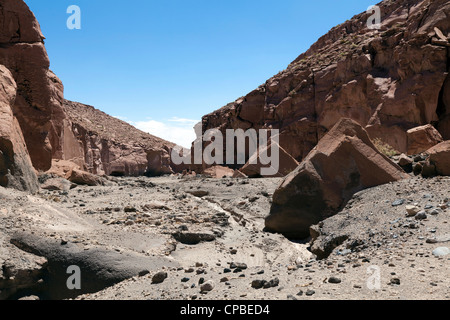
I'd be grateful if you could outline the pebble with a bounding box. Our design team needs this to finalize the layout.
[406,205,420,216]
[200,280,215,293]
[432,247,450,257]
[181,277,190,283]
[138,270,150,277]
[328,277,342,284]
[305,289,315,296]
[230,262,247,270]
[251,280,264,289]
[415,211,427,220]
[152,271,168,284]
[392,199,404,207]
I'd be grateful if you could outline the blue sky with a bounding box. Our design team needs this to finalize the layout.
[26,0,377,147]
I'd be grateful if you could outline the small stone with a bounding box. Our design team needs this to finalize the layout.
[432,247,450,257]
[220,277,229,283]
[152,271,168,284]
[415,211,427,220]
[305,289,315,296]
[223,268,231,273]
[328,277,342,284]
[430,209,439,215]
[230,262,247,270]
[230,249,238,254]
[406,205,420,216]
[198,277,205,285]
[251,280,267,289]
[296,290,304,296]
[200,280,215,293]
[392,199,405,207]
[389,278,400,286]
[181,277,190,283]
[263,278,279,289]
[287,294,298,300]
[138,270,150,277]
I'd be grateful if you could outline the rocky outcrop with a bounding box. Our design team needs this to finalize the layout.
[0,0,65,172]
[0,65,38,192]
[61,100,176,177]
[265,118,408,239]
[202,0,450,168]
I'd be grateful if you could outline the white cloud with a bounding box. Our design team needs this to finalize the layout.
[130,117,199,149]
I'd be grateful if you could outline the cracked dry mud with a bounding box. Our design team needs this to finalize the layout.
[0,174,449,300]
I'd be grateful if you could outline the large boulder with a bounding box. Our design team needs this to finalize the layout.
[68,169,104,186]
[407,124,443,155]
[426,141,450,176]
[0,65,38,193]
[265,118,409,239]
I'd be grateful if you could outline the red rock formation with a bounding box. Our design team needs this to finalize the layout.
[0,64,38,192]
[62,100,175,177]
[0,0,65,171]
[426,141,450,176]
[0,0,180,183]
[406,124,443,155]
[202,0,450,167]
[265,118,409,239]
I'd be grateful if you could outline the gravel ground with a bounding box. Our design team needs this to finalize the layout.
[0,174,448,300]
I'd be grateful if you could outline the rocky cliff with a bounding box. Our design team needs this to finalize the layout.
[202,0,450,168]
[62,100,175,177]
[0,0,178,191]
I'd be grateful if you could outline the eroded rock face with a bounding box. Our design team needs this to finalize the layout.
[0,0,65,172]
[62,100,175,177]
[0,65,38,192]
[265,118,408,239]
[202,0,450,165]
